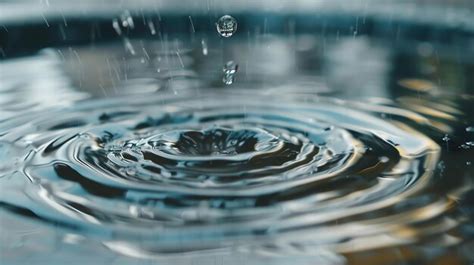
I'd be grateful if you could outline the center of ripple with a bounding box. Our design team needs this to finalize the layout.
[149,127,282,157]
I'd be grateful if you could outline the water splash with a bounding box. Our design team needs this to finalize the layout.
[223,61,238,85]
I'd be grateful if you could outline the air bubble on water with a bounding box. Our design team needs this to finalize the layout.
[466,126,474,132]
[223,61,238,85]
[201,39,208,56]
[216,15,237,37]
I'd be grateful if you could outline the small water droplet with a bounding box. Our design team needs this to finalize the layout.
[216,15,237,38]
[201,39,208,56]
[147,20,156,35]
[188,16,195,33]
[466,126,474,132]
[442,134,450,142]
[123,38,136,55]
[437,161,446,171]
[459,144,471,150]
[467,161,472,166]
[120,10,134,29]
[112,19,122,35]
[223,61,238,85]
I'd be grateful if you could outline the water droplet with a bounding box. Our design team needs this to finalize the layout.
[188,16,195,33]
[112,19,122,35]
[437,161,446,171]
[201,39,208,56]
[120,10,134,29]
[379,156,389,163]
[467,161,472,166]
[442,134,450,142]
[466,126,474,132]
[459,144,471,150]
[216,15,237,38]
[147,20,156,35]
[223,61,238,85]
[123,38,136,55]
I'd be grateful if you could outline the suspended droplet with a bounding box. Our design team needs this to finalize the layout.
[120,10,134,29]
[112,19,122,35]
[123,38,136,55]
[147,20,156,35]
[442,134,450,142]
[223,61,238,85]
[201,39,208,56]
[216,15,237,38]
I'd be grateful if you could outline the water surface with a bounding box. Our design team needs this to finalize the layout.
[0,14,473,265]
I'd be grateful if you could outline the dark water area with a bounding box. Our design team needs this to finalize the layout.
[1,3,474,265]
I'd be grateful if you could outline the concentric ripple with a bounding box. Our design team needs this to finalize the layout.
[0,91,445,256]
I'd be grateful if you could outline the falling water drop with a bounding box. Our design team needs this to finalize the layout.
[112,19,122,35]
[201,39,208,56]
[442,134,450,142]
[120,10,134,29]
[147,20,156,35]
[223,61,238,85]
[123,38,136,55]
[442,134,450,150]
[216,15,237,37]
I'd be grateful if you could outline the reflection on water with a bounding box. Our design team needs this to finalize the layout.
[0,32,473,265]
